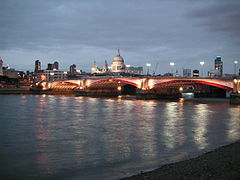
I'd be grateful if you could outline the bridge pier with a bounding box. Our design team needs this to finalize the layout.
[136,88,182,100]
[230,94,240,105]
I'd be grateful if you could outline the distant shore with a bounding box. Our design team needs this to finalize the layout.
[121,141,240,180]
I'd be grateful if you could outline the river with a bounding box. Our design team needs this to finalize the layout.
[0,95,240,179]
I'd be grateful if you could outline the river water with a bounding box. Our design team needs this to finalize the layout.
[0,95,240,179]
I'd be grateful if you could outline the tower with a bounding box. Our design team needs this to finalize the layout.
[215,56,223,76]
[70,64,77,73]
[91,61,98,74]
[102,60,108,73]
[53,61,59,70]
[35,60,41,72]
[0,57,3,76]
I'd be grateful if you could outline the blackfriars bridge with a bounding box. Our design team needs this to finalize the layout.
[38,77,240,98]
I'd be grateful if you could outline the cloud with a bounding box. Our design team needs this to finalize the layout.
[0,0,239,74]
[187,0,240,37]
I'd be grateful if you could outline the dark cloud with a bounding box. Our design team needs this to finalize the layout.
[188,1,240,36]
[0,0,239,74]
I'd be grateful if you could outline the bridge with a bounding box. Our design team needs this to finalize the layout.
[38,76,240,97]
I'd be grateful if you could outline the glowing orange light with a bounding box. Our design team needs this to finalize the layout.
[117,86,122,91]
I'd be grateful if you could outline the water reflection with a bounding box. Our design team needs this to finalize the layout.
[163,102,179,149]
[1,95,240,180]
[227,107,240,141]
[134,101,157,160]
[192,104,209,150]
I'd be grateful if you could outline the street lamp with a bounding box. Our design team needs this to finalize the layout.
[200,61,205,77]
[146,63,151,75]
[234,61,238,75]
[170,62,175,76]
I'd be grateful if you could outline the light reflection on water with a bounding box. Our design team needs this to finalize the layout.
[192,104,209,150]
[0,95,240,180]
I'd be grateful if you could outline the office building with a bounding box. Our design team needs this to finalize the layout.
[125,66,143,75]
[215,56,223,76]
[183,69,191,77]
[193,69,199,77]
[35,60,41,72]
[0,58,3,76]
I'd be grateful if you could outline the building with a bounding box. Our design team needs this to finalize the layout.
[35,60,41,72]
[102,60,109,73]
[183,69,191,77]
[111,49,126,73]
[47,61,59,70]
[125,66,143,75]
[193,69,199,77]
[53,61,59,70]
[37,70,68,82]
[69,64,77,74]
[0,57,3,76]
[208,69,222,77]
[91,61,100,74]
[215,56,223,76]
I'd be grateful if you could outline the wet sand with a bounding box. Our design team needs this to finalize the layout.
[121,141,240,180]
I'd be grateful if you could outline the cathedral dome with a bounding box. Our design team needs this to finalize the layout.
[112,49,124,62]
[111,49,126,73]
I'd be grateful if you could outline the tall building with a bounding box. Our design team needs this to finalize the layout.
[193,69,199,77]
[111,49,126,73]
[183,69,191,77]
[53,61,59,70]
[69,64,77,74]
[34,60,41,72]
[215,56,223,76]
[47,61,59,70]
[47,63,54,70]
[0,57,3,76]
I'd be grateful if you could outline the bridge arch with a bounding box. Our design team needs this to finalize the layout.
[87,78,140,88]
[151,79,233,91]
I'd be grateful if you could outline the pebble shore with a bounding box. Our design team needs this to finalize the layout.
[121,141,240,180]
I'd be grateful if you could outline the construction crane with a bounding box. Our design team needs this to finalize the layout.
[153,62,159,76]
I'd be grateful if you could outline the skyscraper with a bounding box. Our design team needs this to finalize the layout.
[35,60,41,72]
[70,64,77,73]
[0,57,3,76]
[53,61,59,70]
[215,56,223,76]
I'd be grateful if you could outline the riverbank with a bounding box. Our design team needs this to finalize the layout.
[121,141,240,180]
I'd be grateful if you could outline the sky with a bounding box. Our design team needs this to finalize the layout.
[0,0,240,75]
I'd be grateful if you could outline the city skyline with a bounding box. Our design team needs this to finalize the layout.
[0,0,240,74]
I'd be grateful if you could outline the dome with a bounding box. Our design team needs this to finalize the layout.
[112,49,124,62]
[111,49,126,73]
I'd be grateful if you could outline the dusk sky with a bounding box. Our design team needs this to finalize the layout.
[0,0,240,74]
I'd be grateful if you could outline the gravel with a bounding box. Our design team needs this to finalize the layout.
[121,141,240,180]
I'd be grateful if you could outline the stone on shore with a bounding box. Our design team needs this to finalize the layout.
[121,141,240,180]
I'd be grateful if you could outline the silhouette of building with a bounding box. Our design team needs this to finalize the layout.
[215,56,223,76]
[47,61,59,70]
[183,69,191,77]
[193,69,199,77]
[53,61,59,70]
[0,57,3,76]
[34,60,41,72]
[70,64,77,74]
